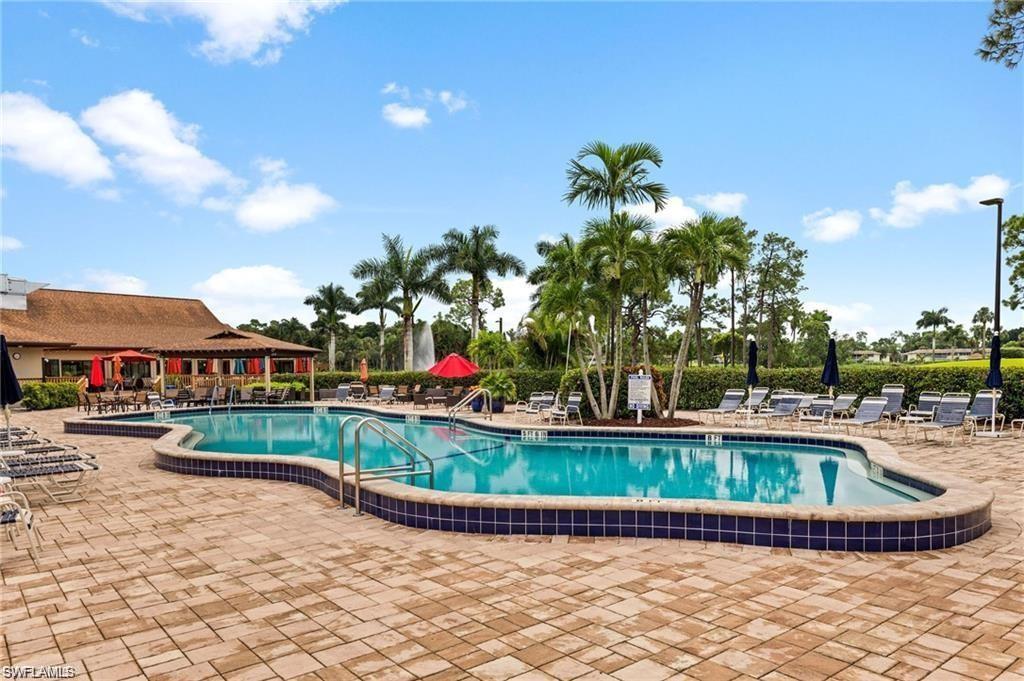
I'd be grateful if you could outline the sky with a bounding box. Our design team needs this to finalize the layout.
[2,1,1022,340]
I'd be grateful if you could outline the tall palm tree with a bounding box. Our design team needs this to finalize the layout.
[972,306,994,347]
[434,225,525,339]
[564,141,670,222]
[627,233,669,415]
[303,283,355,372]
[916,307,954,359]
[352,234,451,370]
[661,214,750,417]
[580,212,653,417]
[355,276,401,370]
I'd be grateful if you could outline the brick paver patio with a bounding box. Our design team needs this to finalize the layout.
[2,407,1022,681]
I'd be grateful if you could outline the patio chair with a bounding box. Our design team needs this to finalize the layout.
[796,396,835,430]
[76,392,89,413]
[514,392,543,418]
[347,383,367,401]
[147,393,174,410]
[267,388,289,404]
[518,392,556,421]
[413,392,430,409]
[425,388,448,408]
[1,449,100,504]
[733,387,770,422]
[844,397,888,437]
[911,394,972,445]
[370,385,396,405]
[394,385,411,402]
[335,385,350,401]
[0,489,42,559]
[368,384,380,399]
[750,394,804,429]
[907,391,942,421]
[966,390,1004,432]
[550,392,584,425]
[698,389,746,424]
[880,384,905,426]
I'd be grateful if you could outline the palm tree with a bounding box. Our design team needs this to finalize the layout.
[580,212,653,417]
[564,140,670,222]
[916,307,954,359]
[352,234,451,370]
[434,225,525,339]
[355,275,401,370]
[303,283,355,372]
[972,306,994,347]
[662,214,750,417]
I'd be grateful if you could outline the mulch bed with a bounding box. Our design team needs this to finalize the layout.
[580,417,700,428]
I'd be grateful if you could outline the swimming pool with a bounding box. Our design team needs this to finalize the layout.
[73,405,993,551]
[128,409,921,506]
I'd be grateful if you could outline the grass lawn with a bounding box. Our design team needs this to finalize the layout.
[913,358,1024,368]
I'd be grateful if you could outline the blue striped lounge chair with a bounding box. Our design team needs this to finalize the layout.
[911,394,971,445]
[844,397,888,437]
[699,389,746,423]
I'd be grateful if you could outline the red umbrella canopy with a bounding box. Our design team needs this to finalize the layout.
[101,349,156,362]
[428,353,480,378]
[89,355,104,388]
[167,357,182,374]
[205,359,216,375]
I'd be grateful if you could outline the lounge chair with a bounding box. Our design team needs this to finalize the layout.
[844,397,888,437]
[549,392,584,425]
[347,383,367,401]
[370,385,396,405]
[880,384,905,427]
[967,390,1004,432]
[395,385,411,403]
[911,394,972,445]
[796,396,835,430]
[733,387,770,422]
[750,394,804,429]
[907,391,942,421]
[517,392,555,421]
[0,489,42,559]
[1,448,100,503]
[425,388,448,408]
[698,389,746,424]
[514,393,543,418]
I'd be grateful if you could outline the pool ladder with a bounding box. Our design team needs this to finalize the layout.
[337,416,435,515]
[447,388,492,429]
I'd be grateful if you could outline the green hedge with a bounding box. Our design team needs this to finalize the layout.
[660,364,1024,421]
[271,369,564,402]
[558,365,669,419]
[21,382,80,410]
[1002,347,1024,359]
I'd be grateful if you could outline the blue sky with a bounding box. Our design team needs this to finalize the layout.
[2,1,1021,338]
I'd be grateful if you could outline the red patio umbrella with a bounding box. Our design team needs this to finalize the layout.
[89,355,104,389]
[101,349,156,362]
[169,357,182,374]
[205,359,216,375]
[269,358,277,373]
[428,353,480,378]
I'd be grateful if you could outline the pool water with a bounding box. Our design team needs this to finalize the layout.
[139,411,925,506]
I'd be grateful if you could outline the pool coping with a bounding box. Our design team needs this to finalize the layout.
[64,404,994,551]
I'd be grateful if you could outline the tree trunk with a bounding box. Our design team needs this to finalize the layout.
[378,308,386,370]
[575,342,602,419]
[328,331,337,372]
[470,278,481,340]
[403,314,414,370]
[588,331,609,417]
[667,283,703,418]
[932,326,937,359]
[606,293,624,419]
[729,268,736,367]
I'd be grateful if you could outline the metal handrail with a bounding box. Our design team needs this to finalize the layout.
[339,416,435,514]
[447,388,492,427]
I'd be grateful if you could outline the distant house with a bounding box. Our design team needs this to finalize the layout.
[901,348,980,363]
[851,350,887,363]
[2,274,317,382]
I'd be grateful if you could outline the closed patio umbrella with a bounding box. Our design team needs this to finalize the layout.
[821,338,840,397]
[746,338,759,390]
[205,359,215,375]
[1,335,24,434]
[89,355,104,390]
[982,335,1003,437]
[360,358,369,382]
[112,355,123,387]
[234,358,245,374]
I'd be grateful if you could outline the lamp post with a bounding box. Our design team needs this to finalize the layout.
[979,197,1004,335]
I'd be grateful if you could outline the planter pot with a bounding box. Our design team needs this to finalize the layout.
[492,398,506,414]
[471,396,484,413]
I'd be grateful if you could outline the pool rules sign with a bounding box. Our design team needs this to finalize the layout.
[627,372,652,423]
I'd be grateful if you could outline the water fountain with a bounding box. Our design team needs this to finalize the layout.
[412,319,436,370]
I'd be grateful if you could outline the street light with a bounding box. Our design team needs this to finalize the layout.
[979,197,1004,334]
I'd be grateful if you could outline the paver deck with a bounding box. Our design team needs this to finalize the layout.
[2,407,1022,681]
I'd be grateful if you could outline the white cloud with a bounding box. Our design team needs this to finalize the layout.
[382,102,430,129]
[628,195,699,229]
[193,265,312,324]
[81,89,239,203]
[0,236,25,252]
[70,28,100,47]
[381,82,410,99]
[483,277,535,331]
[692,192,748,215]
[802,208,862,243]
[438,90,468,114]
[0,92,114,187]
[537,233,559,245]
[870,174,1011,228]
[83,269,148,294]
[96,187,122,201]
[100,1,342,65]
[254,156,289,181]
[201,196,234,212]
[803,300,875,336]
[235,181,335,232]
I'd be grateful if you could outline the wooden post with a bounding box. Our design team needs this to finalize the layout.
[158,357,166,397]
[309,357,315,402]
[264,355,271,392]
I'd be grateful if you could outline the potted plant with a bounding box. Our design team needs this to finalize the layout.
[479,371,517,414]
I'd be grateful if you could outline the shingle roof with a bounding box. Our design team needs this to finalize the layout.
[2,288,318,356]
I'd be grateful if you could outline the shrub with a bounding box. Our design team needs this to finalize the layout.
[243,380,306,393]
[1001,346,1024,359]
[479,371,517,402]
[20,382,80,410]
